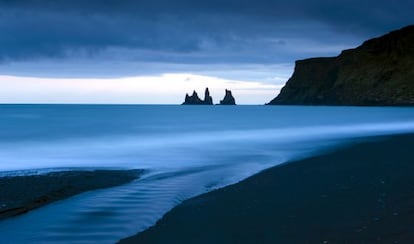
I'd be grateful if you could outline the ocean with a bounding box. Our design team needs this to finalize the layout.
[1,104,414,243]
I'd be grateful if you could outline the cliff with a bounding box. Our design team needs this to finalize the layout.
[219,89,236,105]
[182,88,213,105]
[268,25,414,106]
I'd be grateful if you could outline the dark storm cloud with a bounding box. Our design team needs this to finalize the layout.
[0,0,413,64]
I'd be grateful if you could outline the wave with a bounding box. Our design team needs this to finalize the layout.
[1,120,414,172]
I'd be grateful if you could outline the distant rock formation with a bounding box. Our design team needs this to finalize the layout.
[267,25,414,106]
[183,91,203,105]
[219,89,236,105]
[182,88,213,105]
[203,88,213,105]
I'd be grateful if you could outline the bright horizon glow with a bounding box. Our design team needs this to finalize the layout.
[0,74,285,105]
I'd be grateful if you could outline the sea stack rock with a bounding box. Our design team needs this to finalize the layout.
[219,89,236,105]
[267,25,414,106]
[182,90,203,105]
[182,88,213,105]
[203,88,213,105]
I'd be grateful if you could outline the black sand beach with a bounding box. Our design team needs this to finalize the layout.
[121,134,414,244]
[0,169,142,220]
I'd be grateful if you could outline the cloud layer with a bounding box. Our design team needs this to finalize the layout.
[1,0,413,63]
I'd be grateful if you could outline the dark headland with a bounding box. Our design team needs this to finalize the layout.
[120,134,414,243]
[268,25,414,106]
[0,169,142,220]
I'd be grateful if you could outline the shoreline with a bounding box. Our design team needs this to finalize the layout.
[0,169,143,220]
[120,133,414,243]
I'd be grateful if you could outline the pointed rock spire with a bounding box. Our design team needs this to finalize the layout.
[182,90,203,105]
[203,88,213,105]
[219,89,236,105]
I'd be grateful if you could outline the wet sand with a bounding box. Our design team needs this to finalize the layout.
[0,169,142,220]
[121,134,414,244]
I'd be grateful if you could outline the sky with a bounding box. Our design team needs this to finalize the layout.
[0,0,413,104]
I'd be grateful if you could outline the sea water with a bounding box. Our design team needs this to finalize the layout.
[1,104,414,243]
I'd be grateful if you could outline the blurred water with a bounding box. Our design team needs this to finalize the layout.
[1,104,414,243]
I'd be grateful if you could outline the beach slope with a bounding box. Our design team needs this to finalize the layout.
[121,134,414,243]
